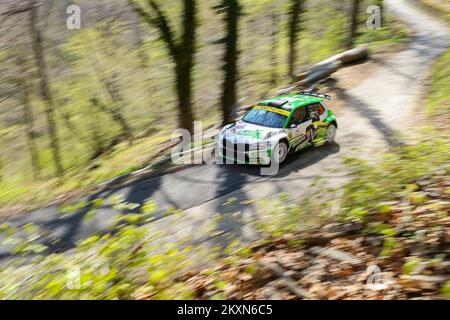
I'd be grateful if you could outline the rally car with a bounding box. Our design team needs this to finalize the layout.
[218,92,337,165]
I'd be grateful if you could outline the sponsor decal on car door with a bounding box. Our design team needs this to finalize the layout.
[288,107,312,151]
[296,118,314,151]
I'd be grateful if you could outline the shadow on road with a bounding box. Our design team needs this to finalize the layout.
[35,187,121,252]
[275,142,341,179]
[39,175,166,251]
[329,81,405,148]
[189,141,341,253]
[123,175,165,214]
[1,138,341,262]
[208,165,256,253]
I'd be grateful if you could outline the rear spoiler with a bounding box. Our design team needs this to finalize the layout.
[298,91,332,100]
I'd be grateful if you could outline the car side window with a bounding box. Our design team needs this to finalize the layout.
[318,103,325,115]
[308,104,321,122]
[289,108,308,126]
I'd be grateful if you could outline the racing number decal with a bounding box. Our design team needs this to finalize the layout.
[305,125,316,143]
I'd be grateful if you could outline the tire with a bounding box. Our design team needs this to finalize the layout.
[326,124,337,143]
[272,141,288,165]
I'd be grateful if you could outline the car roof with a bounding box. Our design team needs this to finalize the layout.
[258,94,323,112]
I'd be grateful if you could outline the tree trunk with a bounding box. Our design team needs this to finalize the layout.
[218,0,241,126]
[176,0,196,133]
[131,11,149,67]
[376,0,383,26]
[175,62,194,132]
[90,97,133,146]
[19,72,40,180]
[0,156,3,183]
[129,0,197,133]
[17,50,40,180]
[81,30,134,146]
[103,78,134,145]
[288,0,303,82]
[88,108,105,159]
[270,10,279,85]
[347,0,361,49]
[29,1,63,176]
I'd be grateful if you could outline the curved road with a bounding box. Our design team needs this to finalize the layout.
[1,0,449,258]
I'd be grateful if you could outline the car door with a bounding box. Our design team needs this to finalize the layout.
[307,103,321,122]
[287,107,311,150]
[307,103,327,140]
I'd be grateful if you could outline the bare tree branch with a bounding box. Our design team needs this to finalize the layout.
[129,0,178,58]
[0,90,18,104]
[1,6,32,16]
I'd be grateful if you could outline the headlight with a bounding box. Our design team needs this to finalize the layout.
[220,124,235,137]
[248,142,267,150]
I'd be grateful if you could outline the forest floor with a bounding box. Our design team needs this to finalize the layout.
[182,162,450,300]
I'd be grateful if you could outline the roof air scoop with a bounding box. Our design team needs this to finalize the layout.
[268,99,288,108]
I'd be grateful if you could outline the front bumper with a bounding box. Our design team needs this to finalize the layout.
[218,139,272,165]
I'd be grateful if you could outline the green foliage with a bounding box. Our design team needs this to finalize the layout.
[341,136,450,222]
[0,213,195,299]
[402,257,422,275]
[2,132,448,298]
[356,11,408,51]
[442,281,450,299]
[254,186,334,236]
[414,0,450,24]
[426,48,450,116]
[0,0,409,212]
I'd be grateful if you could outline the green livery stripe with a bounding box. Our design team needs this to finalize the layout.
[235,130,263,139]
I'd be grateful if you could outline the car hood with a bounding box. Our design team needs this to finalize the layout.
[221,120,283,144]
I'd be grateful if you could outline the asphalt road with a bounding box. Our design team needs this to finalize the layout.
[1,0,449,260]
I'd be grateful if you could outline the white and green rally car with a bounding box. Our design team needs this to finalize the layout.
[219,92,338,165]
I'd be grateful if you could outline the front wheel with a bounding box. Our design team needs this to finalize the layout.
[326,124,337,143]
[271,141,288,165]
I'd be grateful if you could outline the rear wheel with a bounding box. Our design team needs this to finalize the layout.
[326,124,337,143]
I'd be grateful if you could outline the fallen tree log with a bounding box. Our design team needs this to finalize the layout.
[276,85,298,96]
[259,261,312,299]
[313,44,369,67]
[271,45,369,95]
[299,60,342,86]
[338,44,369,64]
[296,44,369,84]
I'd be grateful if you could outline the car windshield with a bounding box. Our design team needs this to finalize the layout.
[242,108,287,128]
